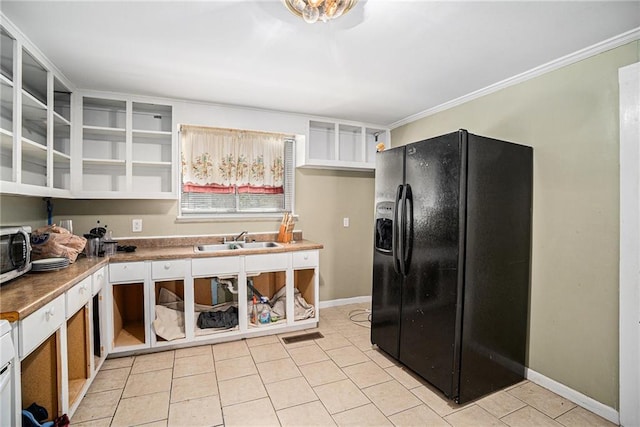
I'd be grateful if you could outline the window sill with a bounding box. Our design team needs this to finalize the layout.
[176,213,298,223]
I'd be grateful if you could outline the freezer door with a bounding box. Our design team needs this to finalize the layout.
[371,147,405,359]
[399,132,464,399]
[458,134,532,403]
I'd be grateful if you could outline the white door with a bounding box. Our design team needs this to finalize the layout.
[619,61,640,427]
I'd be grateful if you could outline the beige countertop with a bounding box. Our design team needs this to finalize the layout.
[0,238,322,322]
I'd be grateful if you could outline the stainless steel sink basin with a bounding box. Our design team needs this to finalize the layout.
[194,241,281,253]
[194,243,244,252]
[241,242,281,249]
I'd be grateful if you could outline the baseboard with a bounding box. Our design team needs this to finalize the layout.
[525,368,619,425]
[320,295,371,309]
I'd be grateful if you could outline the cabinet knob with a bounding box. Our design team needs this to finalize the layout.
[46,307,55,319]
[164,263,171,270]
[303,254,309,260]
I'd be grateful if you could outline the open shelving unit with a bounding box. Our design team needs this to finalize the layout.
[193,276,240,337]
[298,120,390,171]
[1,27,14,183]
[112,283,147,349]
[248,271,288,329]
[79,96,175,198]
[66,306,91,407]
[21,334,60,424]
[153,279,186,343]
[0,22,75,196]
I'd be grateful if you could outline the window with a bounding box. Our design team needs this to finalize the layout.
[179,125,295,217]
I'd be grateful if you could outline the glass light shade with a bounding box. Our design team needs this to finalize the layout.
[324,0,338,18]
[283,0,357,24]
[302,4,320,23]
[292,0,306,12]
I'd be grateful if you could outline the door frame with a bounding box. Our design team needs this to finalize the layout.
[619,61,639,427]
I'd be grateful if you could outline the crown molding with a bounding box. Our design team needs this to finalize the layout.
[389,27,640,130]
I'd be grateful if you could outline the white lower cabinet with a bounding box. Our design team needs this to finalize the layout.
[19,295,65,423]
[107,262,151,353]
[151,259,190,346]
[64,284,91,411]
[107,251,320,354]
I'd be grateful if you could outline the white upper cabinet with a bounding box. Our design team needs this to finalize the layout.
[76,93,176,199]
[296,119,389,171]
[0,19,74,198]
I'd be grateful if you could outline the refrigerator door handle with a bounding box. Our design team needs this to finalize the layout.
[399,183,408,276]
[403,184,413,274]
[392,185,404,274]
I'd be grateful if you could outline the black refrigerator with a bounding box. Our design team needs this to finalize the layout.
[371,129,532,404]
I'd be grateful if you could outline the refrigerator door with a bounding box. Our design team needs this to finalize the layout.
[399,132,465,399]
[458,134,532,403]
[371,146,405,358]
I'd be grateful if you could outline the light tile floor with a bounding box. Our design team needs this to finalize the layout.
[71,303,616,427]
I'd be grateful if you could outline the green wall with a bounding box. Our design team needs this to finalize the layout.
[392,41,639,409]
[0,167,375,303]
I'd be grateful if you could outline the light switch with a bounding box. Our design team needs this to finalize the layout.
[343,217,350,227]
[132,219,143,233]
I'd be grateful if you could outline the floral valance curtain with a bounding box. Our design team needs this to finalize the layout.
[181,126,286,194]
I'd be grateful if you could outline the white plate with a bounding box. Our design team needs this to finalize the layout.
[32,257,69,266]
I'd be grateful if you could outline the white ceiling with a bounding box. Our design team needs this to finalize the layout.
[2,1,639,127]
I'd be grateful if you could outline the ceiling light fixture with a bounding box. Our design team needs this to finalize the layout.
[283,0,358,24]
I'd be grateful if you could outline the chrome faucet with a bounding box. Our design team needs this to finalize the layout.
[233,231,248,242]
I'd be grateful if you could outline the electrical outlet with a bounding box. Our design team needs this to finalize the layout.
[343,217,350,227]
[132,219,143,233]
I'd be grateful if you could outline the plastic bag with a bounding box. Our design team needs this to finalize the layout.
[30,225,87,263]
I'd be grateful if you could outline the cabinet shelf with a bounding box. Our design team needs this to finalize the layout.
[22,48,47,106]
[22,137,47,161]
[133,160,172,167]
[298,120,389,171]
[83,97,126,128]
[133,129,172,137]
[53,111,70,126]
[0,28,14,82]
[0,128,12,146]
[132,102,172,132]
[1,130,13,182]
[1,80,13,137]
[83,125,126,137]
[83,158,125,166]
[53,77,71,122]
[53,149,71,161]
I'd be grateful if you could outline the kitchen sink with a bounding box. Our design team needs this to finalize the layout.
[194,243,244,252]
[194,241,281,253]
[241,241,281,249]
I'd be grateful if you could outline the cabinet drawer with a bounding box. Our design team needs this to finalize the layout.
[192,256,240,277]
[20,294,65,358]
[92,267,106,295]
[109,262,146,283]
[66,276,92,317]
[245,253,289,273]
[292,251,319,269]
[152,259,187,280]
